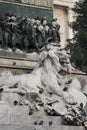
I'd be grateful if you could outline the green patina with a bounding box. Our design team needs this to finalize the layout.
[0,1,53,20]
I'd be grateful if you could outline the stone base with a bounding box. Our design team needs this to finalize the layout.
[0,49,39,74]
[0,49,39,61]
[0,125,84,130]
[0,103,85,129]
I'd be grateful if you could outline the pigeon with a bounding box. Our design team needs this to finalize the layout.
[33,121,38,125]
[13,100,18,106]
[63,87,68,91]
[39,121,44,125]
[13,62,16,66]
[49,121,53,126]
[80,103,83,109]
[0,88,4,92]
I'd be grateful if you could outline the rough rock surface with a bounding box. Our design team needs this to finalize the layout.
[0,43,87,128]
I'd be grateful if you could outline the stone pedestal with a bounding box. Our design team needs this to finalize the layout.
[0,50,39,74]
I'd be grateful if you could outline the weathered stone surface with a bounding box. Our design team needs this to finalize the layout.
[0,51,38,73]
[10,115,28,125]
[27,116,62,126]
[26,52,39,61]
[1,92,20,106]
[0,125,85,130]
[0,58,37,69]
[0,114,10,124]
[0,50,39,61]
[45,100,67,116]
[0,1,53,22]
[41,126,85,130]
[9,106,29,115]
[0,125,44,130]
[28,0,35,5]
[5,0,53,8]
[0,102,8,114]
[47,0,53,7]
[21,0,53,8]
[0,44,86,128]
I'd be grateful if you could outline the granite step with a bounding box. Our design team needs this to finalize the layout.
[0,113,85,130]
[0,125,85,130]
[0,114,62,126]
[0,104,85,129]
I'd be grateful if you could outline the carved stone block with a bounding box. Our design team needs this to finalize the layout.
[47,0,53,7]
[0,114,10,124]
[1,92,20,106]
[9,106,29,115]
[21,0,28,3]
[10,114,28,125]
[34,0,41,6]
[0,102,9,114]
[28,0,34,5]
[40,0,46,7]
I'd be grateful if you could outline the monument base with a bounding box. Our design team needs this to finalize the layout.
[0,49,38,74]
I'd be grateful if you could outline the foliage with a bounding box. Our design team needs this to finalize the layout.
[70,0,87,72]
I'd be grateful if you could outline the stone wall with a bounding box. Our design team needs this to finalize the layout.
[0,52,38,74]
[53,0,75,48]
[0,1,53,20]
[1,0,53,8]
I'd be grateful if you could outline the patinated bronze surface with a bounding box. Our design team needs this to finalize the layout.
[0,14,61,52]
